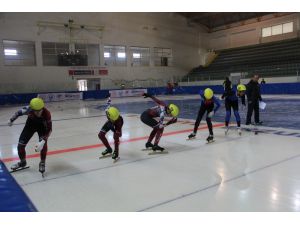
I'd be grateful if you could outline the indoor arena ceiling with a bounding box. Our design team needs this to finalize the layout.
[178,12,275,30]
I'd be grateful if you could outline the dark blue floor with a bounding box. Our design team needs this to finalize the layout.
[96,97,300,131]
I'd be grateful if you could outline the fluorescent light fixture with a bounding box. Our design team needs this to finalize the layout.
[117,52,126,58]
[133,53,141,59]
[4,49,18,56]
[104,52,110,58]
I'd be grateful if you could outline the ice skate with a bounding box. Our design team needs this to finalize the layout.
[142,142,154,151]
[39,161,45,177]
[237,127,242,136]
[10,160,29,173]
[206,135,214,143]
[149,145,168,155]
[99,148,113,159]
[187,132,196,140]
[225,126,229,135]
[112,150,120,162]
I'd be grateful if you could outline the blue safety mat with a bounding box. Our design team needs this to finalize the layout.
[0,161,37,212]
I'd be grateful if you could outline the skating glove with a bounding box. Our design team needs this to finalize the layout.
[7,119,13,126]
[208,111,214,118]
[35,139,45,152]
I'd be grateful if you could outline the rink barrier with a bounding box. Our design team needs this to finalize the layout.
[0,161,37,212]
[0,82,300,105]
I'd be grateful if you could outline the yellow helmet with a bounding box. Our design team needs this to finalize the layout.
[30,98,44,111]
[237,84,246,92]
[204,88,214,99]
[168,104,179,117]
[106,107,120,121]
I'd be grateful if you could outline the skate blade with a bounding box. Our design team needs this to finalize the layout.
[113,157,120,163]
[10,166,30,173]
[186,137,196,141]
[141,148,152,151]
[99,154,112,159]
[206,140,215,144]
[148,151,168,155]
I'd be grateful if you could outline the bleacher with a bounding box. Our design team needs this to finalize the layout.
[183,38,300,81]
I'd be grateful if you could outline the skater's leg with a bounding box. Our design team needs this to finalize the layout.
[232,101,241,127]
[148,128,158,143]
[206,117,213,135]
[154,128,164,146]
[98,131,111,149]
[206,109,214,142]
[141,111,159,145]
[113,131,121,153]
[206,103,214,136]
[193,105,206,133]
[112,116,123,159]
[254,101,260,123]
[17,143,26,161]
[98,121,112,150]
[18,124,35,161]
[39,142,48,161]
[225,111,231,127]
[246,101,254,125]
[225,100,231,127]
[37,128,48,162]
[12,123,35,170]
[234,110,241,127]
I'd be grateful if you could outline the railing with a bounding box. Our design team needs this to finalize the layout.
[100,78,170,90]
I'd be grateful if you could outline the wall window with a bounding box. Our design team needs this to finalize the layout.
[283,22,293,33]
[42,42,69,66]
[272,24,282,36]
[262,22,293,37]
[3,40,36,66]
[130,46,150,66]
[104,45,127,66]
[153,47,172,66]
[262,27,271,37]
[75,44,100,66]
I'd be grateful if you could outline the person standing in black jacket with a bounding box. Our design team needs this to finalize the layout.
[223,77,232,94]
[246,74,263,125]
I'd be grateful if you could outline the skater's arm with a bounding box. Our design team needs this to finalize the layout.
[155,106,165,128]
[165,117,177,126]
[105,93,111,110]
[150,96,166,107]
[143,93,166,106]
[9,106,30,123]
[213,96,221,113]
[221,92,226,99]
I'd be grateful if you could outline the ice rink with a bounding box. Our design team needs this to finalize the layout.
[1,95,300,211]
